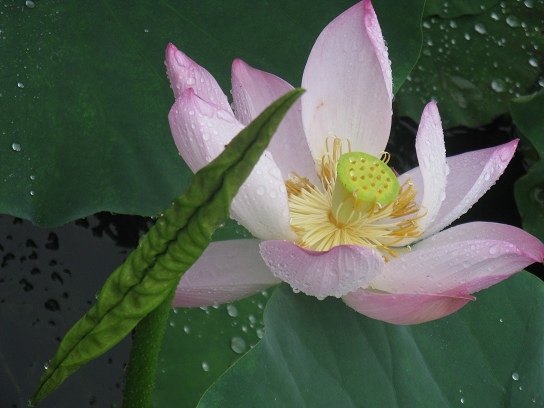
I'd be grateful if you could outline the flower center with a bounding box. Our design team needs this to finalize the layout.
[286,137,423,258]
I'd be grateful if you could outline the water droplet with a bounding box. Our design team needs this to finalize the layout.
[25,0,35,8]
[44,360,50,369]
[30,174,35,180]
[512,372,519,380]
[201,361,210,371]
[202,133,210,141]
[499,318,504,322]
[186,77,196,85]
[226,304,238,317]
[524,0,534,8]
[474,23,487,34]
[464,33,471,40]
[489,245,499,255]
[269,189,278,199]
[27,399,35,407]
[143,28,149,33]
[12,143,21,151]
[188,110,195,116]
[256,328,264,338]
[506,16,520,28]
[17,82,24,88]
[230,336,247,354]
[29,190,34,196]
[183,325,190,333]
[491,79,506,92]
[529,58,539,68]
[256,186,266,195]
[460,398,465,403]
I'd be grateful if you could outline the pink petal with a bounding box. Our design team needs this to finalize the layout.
[231,59,318,185]
[230,152,300,241]
[259,241,384,299]
[301,0,392,159]
[173,239,281,308]
[165,43,231,112]
[168,88,243,172]
[343,290,472,325]
[370,222,544,296]
[420,139,519,239]
[363,0,393,99]
[413,102,447,231]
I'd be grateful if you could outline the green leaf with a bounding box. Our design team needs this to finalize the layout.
[199,272,544,407]
[28,89,304,406]
[424,0,500,18]
[512,89,544,242]
[1,1,422,227]
[373,0,425,94]
[153,291,273,408]
[395,0,544,128]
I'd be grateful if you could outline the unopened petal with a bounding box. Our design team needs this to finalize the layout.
[343,290,472,325]
[168,88,242,172]
[260,241,384,299]
[301,0,392,159]
[231,59,317,184]
[420,139,519,239]
[165,43,231,112]
[370,222,544,296]
[173,239,281,308]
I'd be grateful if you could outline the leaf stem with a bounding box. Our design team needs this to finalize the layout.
[122,287,176,407]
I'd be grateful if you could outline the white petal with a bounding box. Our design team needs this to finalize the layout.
[414,102,447,231]
[174,239,281,307]
[230,152,299,241]
[302,0,392,159]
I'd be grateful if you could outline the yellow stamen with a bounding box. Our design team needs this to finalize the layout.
[285,136,423,259]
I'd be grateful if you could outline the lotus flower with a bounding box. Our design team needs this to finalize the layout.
[165,0,544,324]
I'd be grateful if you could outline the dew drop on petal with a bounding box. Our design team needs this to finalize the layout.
[256,186,266,196]
[489,245,499,255]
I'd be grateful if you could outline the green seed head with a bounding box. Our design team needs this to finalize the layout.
[337,152,400,205]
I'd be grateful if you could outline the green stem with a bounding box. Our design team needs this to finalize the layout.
[122,287,176,407]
